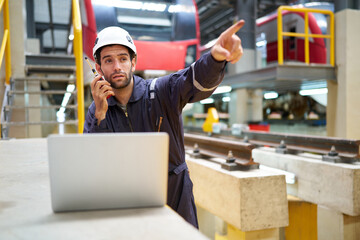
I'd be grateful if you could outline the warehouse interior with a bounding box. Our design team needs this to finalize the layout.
[1,0,360,239]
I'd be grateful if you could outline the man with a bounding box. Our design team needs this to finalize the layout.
[84,20,245,228]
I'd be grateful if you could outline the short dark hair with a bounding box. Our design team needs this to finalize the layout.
[94,44,136,65]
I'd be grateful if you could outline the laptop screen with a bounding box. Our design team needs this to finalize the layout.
[47,133,169,212]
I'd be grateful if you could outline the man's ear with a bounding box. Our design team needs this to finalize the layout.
[95,63,102,75]
[131,56,137,72]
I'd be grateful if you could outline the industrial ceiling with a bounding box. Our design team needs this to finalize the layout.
[195,0,299,45]
[28,0,336,53]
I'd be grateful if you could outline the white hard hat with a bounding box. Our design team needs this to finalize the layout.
[93,26,137,58]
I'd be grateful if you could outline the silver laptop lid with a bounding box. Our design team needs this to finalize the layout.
[47,133,169,212]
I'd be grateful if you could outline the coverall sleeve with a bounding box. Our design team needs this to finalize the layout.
[83,102,112,133]
[156,52,227,114]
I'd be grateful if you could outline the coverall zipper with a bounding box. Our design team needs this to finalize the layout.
[123,105,134,132]
[157,116,163,132]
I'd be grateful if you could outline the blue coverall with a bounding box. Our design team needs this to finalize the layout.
[84,52,226,228]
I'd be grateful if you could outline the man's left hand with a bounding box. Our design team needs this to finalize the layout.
[211,20,245,64]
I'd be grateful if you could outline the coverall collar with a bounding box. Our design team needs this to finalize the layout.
[107,75,146,106]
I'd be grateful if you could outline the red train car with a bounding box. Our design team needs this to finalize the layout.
[80,0,200,80]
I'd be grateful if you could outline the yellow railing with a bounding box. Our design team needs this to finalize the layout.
[0,0,11,84]
[277,6,334,66]
[0,0,11,138]
[72,0,84,133]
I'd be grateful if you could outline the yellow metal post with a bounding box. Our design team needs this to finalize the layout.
[304,12,310,64]
[72,0,84,133]
[0,0,11,138]
[0,30,8,70]
[0,0,11,85]
[329,12,335,66]
[277,7,284,65]
[4,0,10,84]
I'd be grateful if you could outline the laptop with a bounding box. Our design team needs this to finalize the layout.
[47,132,169,212]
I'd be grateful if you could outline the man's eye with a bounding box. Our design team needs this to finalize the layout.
[105,59,112,63]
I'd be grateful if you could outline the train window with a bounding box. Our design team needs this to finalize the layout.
[93,0,196,42]
[256,32,267,67]
[172,0,196,41]
[116,3,173,42]
[289,26,296,50]
[93,5,118,32]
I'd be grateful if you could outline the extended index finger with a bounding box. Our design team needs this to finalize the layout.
[222,20,245,37]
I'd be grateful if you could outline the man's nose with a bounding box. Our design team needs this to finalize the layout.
[113,59,122,71]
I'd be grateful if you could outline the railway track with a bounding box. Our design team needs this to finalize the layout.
[184,133,259,171]
[184,126,360,170]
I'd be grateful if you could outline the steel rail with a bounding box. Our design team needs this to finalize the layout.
[184,126,360,163]
[241,130,360,158]
[184,133,259,170]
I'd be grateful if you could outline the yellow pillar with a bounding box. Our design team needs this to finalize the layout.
[285,195,317,240]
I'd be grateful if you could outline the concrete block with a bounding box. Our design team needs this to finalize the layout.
[253,147,360,216]
[187,156,289,231]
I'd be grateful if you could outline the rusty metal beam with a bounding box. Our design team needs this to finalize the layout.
[183,126,360,163]
[241,130,360,160]
[184,133,259,170]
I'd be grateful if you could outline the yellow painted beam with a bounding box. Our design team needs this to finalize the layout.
[0,29,8,71]
[282,32,331,39]
[285,195,317,240]
[277,8,284,65]
[304,12,310,64]
[4,0,11,84]
[329,12,335,66]
[0,0,11,138]
[279,6,334,15]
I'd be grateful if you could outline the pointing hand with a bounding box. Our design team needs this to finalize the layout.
[211,20,245,64]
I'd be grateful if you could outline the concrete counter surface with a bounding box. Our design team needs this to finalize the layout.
[0,138,208,240]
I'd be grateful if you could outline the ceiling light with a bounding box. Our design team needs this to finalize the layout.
[222,96,230,102]
[264,91,278,99]
[299,88,328,96]
[213,86,232,95]
[200,98,214,104]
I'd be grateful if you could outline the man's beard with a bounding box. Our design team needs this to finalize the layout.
[102,65,132,89]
